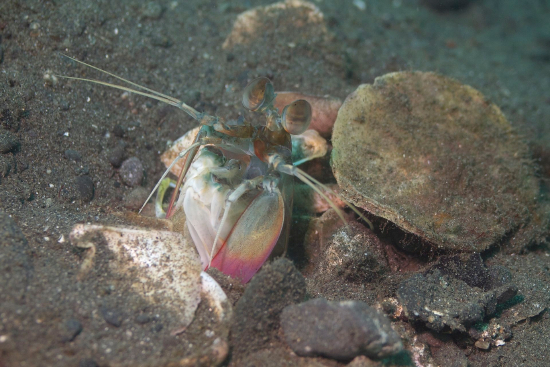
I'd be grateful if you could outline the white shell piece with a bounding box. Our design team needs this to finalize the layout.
[69,224,202,332]
[200,272,232,322]
[161,126,201,176]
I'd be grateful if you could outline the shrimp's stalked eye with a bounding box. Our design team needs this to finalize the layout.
[281,99,312,135]
[242,77,276,112]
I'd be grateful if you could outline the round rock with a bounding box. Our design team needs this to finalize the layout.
[332,72,545,252]
[119,157,144,187]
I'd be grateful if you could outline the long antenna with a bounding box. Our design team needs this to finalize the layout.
[55,54,202,120]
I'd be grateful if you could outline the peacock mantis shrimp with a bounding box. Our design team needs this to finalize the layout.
[59,55,372,283]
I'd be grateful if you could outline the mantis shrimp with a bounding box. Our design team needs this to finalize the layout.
[59,56,372,283]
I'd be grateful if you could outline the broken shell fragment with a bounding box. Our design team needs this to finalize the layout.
[161,126,201,176]
[69,224,202,333]
[332,71,547,252]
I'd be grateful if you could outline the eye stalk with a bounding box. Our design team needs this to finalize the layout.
[281,99,312,135]
[242,77,276,112]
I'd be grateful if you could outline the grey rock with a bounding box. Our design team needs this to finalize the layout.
[231,258,306,357]
[315,222,388,282]
[0,130,20,153]
[281,298,403,360]
[119,157,144,187]
[397,266,517,332]
[64,149,82,161]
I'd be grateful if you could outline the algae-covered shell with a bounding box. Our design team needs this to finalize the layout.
[332,71,545,252]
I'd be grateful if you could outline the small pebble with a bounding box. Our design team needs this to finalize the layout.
[58,99,70,111]
[108,145,125,168]
[61,176,93,202]
[123,187,150,210]
[100,307,123,327]
[0,130,20,154]
[0,155,11,177]
[474,340,491,350]
[45,198,53,207]
[79,358,99,367]
[142,2,164,19]
[135,314,151,324]
[153,323,164,332]
[64,149,82,161]
[119,157,144,187]
[60,318,83,342]
[112,125,125,138]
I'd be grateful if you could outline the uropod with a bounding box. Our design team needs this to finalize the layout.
[58,56,372,283]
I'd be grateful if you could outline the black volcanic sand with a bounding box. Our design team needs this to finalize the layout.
[0,0,549,366]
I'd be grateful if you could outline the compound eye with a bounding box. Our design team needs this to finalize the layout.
[242,77,276,112]
[281,99,312,135]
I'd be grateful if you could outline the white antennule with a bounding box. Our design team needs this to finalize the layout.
[271,156,374,230]
[55,54,201,120]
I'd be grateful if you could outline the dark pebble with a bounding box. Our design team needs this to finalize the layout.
[73,176,95,202]
[135,314,151,324]
[112,124,125,138]
[108,145,125,167]
[58,99,70,111]
[79,358,99,367]
[119,157,144,187]
[231,258,306,357]
[151,34,172,48]
[0,130,20,153]
[153,323,164,332]
[64,149,82,161]
[100,307,123,327]
[281,298,403,360]
[15,157,28,172]
[422,0,473,11]
[61,318,83,342]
